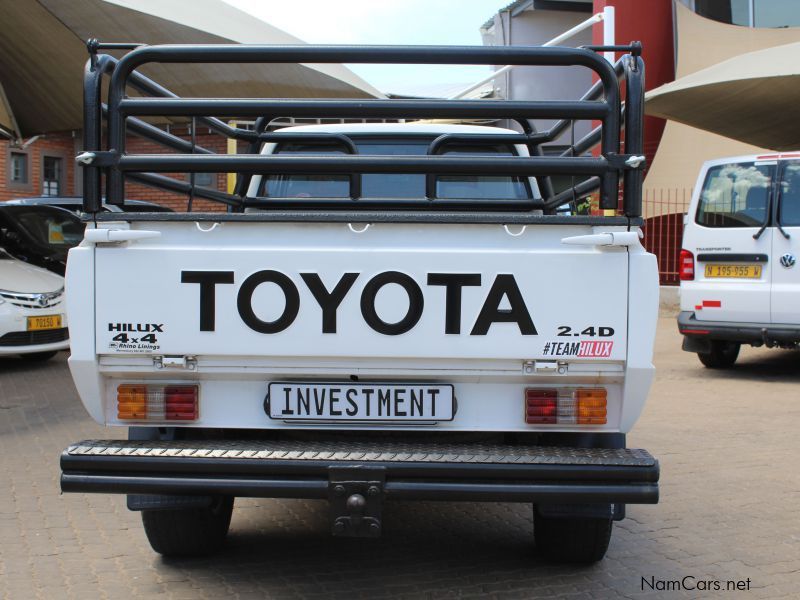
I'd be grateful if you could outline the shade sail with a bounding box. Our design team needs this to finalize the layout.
[0,0,382,137]
[645,41,800,151]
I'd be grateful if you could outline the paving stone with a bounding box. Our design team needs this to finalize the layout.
[2,320,799,598]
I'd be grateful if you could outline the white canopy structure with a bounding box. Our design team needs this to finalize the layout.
[0,0,383,138]
[646,41,800,152]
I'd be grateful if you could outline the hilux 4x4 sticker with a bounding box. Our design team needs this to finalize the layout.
[107,323,163,353]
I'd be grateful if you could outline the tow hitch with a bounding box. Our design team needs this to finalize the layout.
[328,467,385,538]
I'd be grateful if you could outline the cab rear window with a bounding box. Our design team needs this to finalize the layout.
[696,163,773,228]
[260,139,533,200]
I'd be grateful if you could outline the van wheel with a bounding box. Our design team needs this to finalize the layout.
[20,351,58,362]
[141,496,234,556]
[533,510,613,563]
[697,341,740,368]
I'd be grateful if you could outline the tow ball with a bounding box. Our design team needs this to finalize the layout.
[328,467,385,538]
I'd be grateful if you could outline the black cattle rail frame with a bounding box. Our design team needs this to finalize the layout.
[78,40,646,224]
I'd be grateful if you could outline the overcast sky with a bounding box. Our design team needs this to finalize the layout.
[223,0,510,95]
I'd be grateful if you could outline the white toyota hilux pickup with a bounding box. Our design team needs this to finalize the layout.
[61,41,659,563]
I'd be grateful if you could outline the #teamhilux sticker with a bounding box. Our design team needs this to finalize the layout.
[541,340,614,357]
[107,322,163,353]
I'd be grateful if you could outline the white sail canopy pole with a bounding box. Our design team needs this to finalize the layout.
[603,5,616,64]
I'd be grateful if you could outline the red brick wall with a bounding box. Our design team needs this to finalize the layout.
[1,132,77,201]
[125,126,232,212]
[1,127,239,212]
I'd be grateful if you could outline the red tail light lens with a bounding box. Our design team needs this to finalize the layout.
[679,249,695,281]
[165,386,199,420]
[525,389,557,424]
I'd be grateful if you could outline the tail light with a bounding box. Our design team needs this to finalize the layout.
[679,249,695,281]
[117,384,198,421]
[525,389,557,424]
[525,388,607,425]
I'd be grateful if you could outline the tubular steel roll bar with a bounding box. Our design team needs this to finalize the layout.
[80,40,646,219]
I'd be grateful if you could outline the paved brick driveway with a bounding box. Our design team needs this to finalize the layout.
[1,317,798,599]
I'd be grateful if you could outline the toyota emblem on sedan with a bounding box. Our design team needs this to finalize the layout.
[780,253,796,268]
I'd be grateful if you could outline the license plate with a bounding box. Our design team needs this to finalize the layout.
[26,315,63,331]
[704,264,761,279]
[267,382,455,423]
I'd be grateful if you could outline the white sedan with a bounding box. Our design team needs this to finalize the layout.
[0,249,68,361]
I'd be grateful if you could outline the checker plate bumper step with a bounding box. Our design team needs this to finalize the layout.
[61,439,659,504]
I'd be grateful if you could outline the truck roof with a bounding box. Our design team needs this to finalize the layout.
[274,123,521,136]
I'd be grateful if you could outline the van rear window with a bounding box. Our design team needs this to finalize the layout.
[696,163,773,228]
[779,162,800,226]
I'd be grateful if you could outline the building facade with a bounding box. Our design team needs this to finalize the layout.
[481,0,800,283]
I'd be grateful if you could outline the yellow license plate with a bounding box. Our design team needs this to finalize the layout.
[704,264,762,279]
[26,315,63,331]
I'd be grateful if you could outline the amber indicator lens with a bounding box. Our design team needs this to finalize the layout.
[575,388,607,425]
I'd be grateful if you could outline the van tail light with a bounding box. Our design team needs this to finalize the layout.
[679,249,695,281]
[525,388,607,425]
[117,384,198,421]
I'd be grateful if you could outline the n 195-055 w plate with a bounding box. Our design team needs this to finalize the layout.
[267,382,455,423]
[704,264,761,279]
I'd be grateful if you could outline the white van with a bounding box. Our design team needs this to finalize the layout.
[678,152,800,367]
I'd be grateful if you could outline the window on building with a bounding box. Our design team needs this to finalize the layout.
[687,0,800,28]
[754,0,800,27]
[10,152,28,184]
[42,156,63,196]
[692,0,751,26]
[192,172,216,188]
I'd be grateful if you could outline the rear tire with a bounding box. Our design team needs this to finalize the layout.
[141,496,234,556]
[697,341,740,368]
[20,351,58,362]
[533,510,613,563]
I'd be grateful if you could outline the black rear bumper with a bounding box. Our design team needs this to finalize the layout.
[678,311,800,347]
[60,439,659,505]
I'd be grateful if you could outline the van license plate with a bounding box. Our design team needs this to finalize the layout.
[26,315,62,331]
[704,265,761,279]
[267,382,455,423]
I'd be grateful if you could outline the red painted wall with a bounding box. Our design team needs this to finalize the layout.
[593,0,675,168]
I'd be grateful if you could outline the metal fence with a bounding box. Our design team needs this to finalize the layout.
[641,188,691,285]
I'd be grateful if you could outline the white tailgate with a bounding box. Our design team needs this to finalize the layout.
[93,222,629,363]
